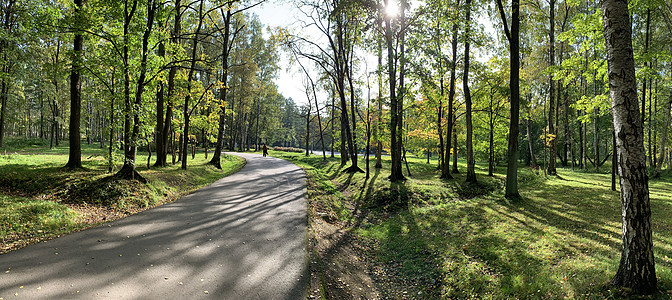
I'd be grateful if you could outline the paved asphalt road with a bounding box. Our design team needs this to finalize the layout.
[0,153,307,299]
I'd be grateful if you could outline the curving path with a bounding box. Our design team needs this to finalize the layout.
[0,153,307,299]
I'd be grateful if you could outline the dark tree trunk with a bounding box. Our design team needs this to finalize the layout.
[65,0,86,169]
[526,111,536,168]
[496,0,520,198]
[157,0,180,167]
[547,0,556,175]
[463,0,476,183]
[181,0,204,170]
[0,78,6,148]
[375,12,383,168]
[441,0,460,179]
[385,0,404,181]
[642,8,650,167]
[654,98,671,178]
[331,90,335,158]
[116,0,156,182]
[209,7,232,169]
[601,0,657,293]
[154,42,165,167]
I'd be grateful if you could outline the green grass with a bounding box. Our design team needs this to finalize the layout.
[0,137,246,252]
[0,194,82,252]
[275,149,672,299]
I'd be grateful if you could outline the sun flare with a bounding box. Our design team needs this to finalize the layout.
[385,0,398,18]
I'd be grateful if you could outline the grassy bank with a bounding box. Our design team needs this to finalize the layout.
[273,150,672,299]
[0,138,246,253]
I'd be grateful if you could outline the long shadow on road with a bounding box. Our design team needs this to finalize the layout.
[0,152,308,299]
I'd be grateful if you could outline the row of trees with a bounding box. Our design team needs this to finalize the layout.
[0,0,663,294]
[0,0,321,176]
[284,0,663,293]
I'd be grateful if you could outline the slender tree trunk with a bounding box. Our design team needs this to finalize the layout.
[527,113,536,168]
[642,8,650,167]
[181,0,204,170]
[0,78,6,148]
[547,0,556,175]
[158,0,181,167]
[441,0,460,179]
[154,42,165,167]
[384,0,404,181]
[117,0,155,182]
[582,110,587,171]
[612,130,616,191]
[595,107,599,171]
[375,11,383,168]
[601,0,657,293]
[209,7,231,169]
[108,71,115,173]
[464,0,476,183]
[452,119,459,173]
[654,99,671,178]
[331,90,335,158]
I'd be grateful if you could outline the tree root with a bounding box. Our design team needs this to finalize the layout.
[114,164,147,183]
[344,165,364,173]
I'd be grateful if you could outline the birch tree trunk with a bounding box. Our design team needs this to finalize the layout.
[601,0,657,293]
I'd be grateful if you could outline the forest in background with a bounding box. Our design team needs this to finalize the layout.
[0,0,668,295]
[0,0,670,181]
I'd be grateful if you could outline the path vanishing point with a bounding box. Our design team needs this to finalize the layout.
[0,153,308,299]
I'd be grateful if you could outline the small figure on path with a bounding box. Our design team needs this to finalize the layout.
[262,144,268,157]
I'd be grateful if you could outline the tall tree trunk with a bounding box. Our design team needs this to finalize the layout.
[463,0,476,183]
[452,119,459,173]
[0,78,6,148]
[345,36,361,172]
[527,113,536,168]
[117,0,155,182]
[331,90,335,158]
[654,98,671,178]
[642,8,650,167]
[441,0,460,179]
[384,0,404,181]
[582,110,587,171]
[209,7,231,169]
[65,0,86,169]
[375,10,383,168]
[181,0,204,170]
[154,42,165,167]
[108,73,115,173]
[496,0,520,198]
[119,0,137,178]
[157,0,181,167]
[601,0,657,293]
[547,0,556,175]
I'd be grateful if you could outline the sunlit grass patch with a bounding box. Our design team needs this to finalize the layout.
[0,194,82,253]
[0,140,246,252]
[283,150,672,298]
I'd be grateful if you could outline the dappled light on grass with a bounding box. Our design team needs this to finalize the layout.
[278,150,672,298]
[0,142,245,253]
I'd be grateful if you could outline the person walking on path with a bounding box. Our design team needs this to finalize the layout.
[262,144,268,157]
